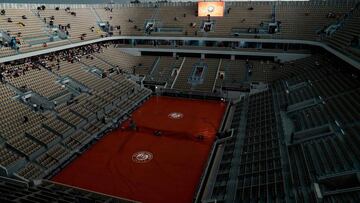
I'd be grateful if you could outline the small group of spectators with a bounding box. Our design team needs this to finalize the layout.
[58,23,71,36]
[0,42,115,81]
[104,7,113,12]
[0,60,41,79]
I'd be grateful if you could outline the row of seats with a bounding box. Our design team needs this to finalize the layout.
[0,147,21,168]
[0,177,133,202]
[0,46,152,181]
[236,91,284,202]
[36,144,69,169]
[7,65,69,99]
[146,56,181,85]
[325,6,360,60]
[0,1,356,58]
[217,59,247,88]
[0,9,48,46]
[27,126,59,146]
[209,91,284,202]
[7,136,42,158]
[172,57,220,92]
[206,51,360,202]
[63,131,90,150]
[172,57,280,92]
[94,2,350,40]
[210,100,244,200]
[36,8,104,42]
[0,84,46,141]
[274,54,360,131]
[16,163,43,180]
[271,54,360,201]
[94,46,153,74]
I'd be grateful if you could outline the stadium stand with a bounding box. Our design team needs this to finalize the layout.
[172,57,219,91]
[145,56,183,86]
[0,1,355,57]
[0,176,136,202]
[0,0,359,202]
[200,53,360,202]
[0,42,152,182]
[325,4,360,60]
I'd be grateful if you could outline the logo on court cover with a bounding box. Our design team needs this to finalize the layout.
[132,151,153,163]
[168,112,184,119]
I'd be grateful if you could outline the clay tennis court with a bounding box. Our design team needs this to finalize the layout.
[53,96,226,203]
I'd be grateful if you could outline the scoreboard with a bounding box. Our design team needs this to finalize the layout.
[198,1,225,17]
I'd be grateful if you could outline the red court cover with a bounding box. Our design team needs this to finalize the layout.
[53,96,226,203]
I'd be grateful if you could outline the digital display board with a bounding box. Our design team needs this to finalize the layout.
[198,1,225,17]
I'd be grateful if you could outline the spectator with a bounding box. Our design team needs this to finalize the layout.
[227,8,231,14]
[23,116,29,123]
